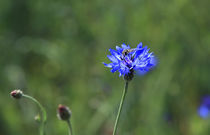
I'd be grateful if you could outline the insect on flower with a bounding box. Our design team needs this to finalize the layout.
[103,42,157,81]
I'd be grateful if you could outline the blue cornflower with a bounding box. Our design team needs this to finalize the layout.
[198,96,210,118]
[103,42,157,81]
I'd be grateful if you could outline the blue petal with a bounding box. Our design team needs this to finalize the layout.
[148,52,154,57]
[116,46,123,53]
[119,63,130,75]
[143,46,148,50]
[137,69,148,75]
[132,58,139,67]
[109,48,121,60]
[150,56,157,66]
[111,65,120,73]
[134,48,144,59]
[121,43,130,49]
[137,42,143,48]
[103,62,113,68]
[134,63,148,70]
[198,105,210,118]
[107,55,118,63]
[144,48,150,55]
[142,46,148,55]
[119,72,122,77]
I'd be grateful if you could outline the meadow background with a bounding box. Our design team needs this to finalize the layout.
[1,0,210,135]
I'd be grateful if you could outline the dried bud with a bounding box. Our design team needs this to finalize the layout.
[10,90,23,99]
[57,104,71,121]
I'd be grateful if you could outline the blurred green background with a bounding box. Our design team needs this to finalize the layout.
[1,0,210,135]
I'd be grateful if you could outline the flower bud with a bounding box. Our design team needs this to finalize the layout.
[57,104,71,121]
[34,114,41,123]
[10,90,23,99]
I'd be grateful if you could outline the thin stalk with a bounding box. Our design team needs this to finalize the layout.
[67,119,73,135]
[23,94,47,135]
[113,81,129,135]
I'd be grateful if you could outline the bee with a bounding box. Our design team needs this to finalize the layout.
[122,49,135,56]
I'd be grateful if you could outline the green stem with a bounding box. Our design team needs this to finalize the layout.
[113,81,129,135]
[67,119,73,135]
[23,94,47,135]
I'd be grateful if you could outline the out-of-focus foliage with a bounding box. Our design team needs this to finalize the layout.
[0,0,210,135]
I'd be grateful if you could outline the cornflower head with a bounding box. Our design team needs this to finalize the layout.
[198,96,210,119]
[103,42,157,81]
